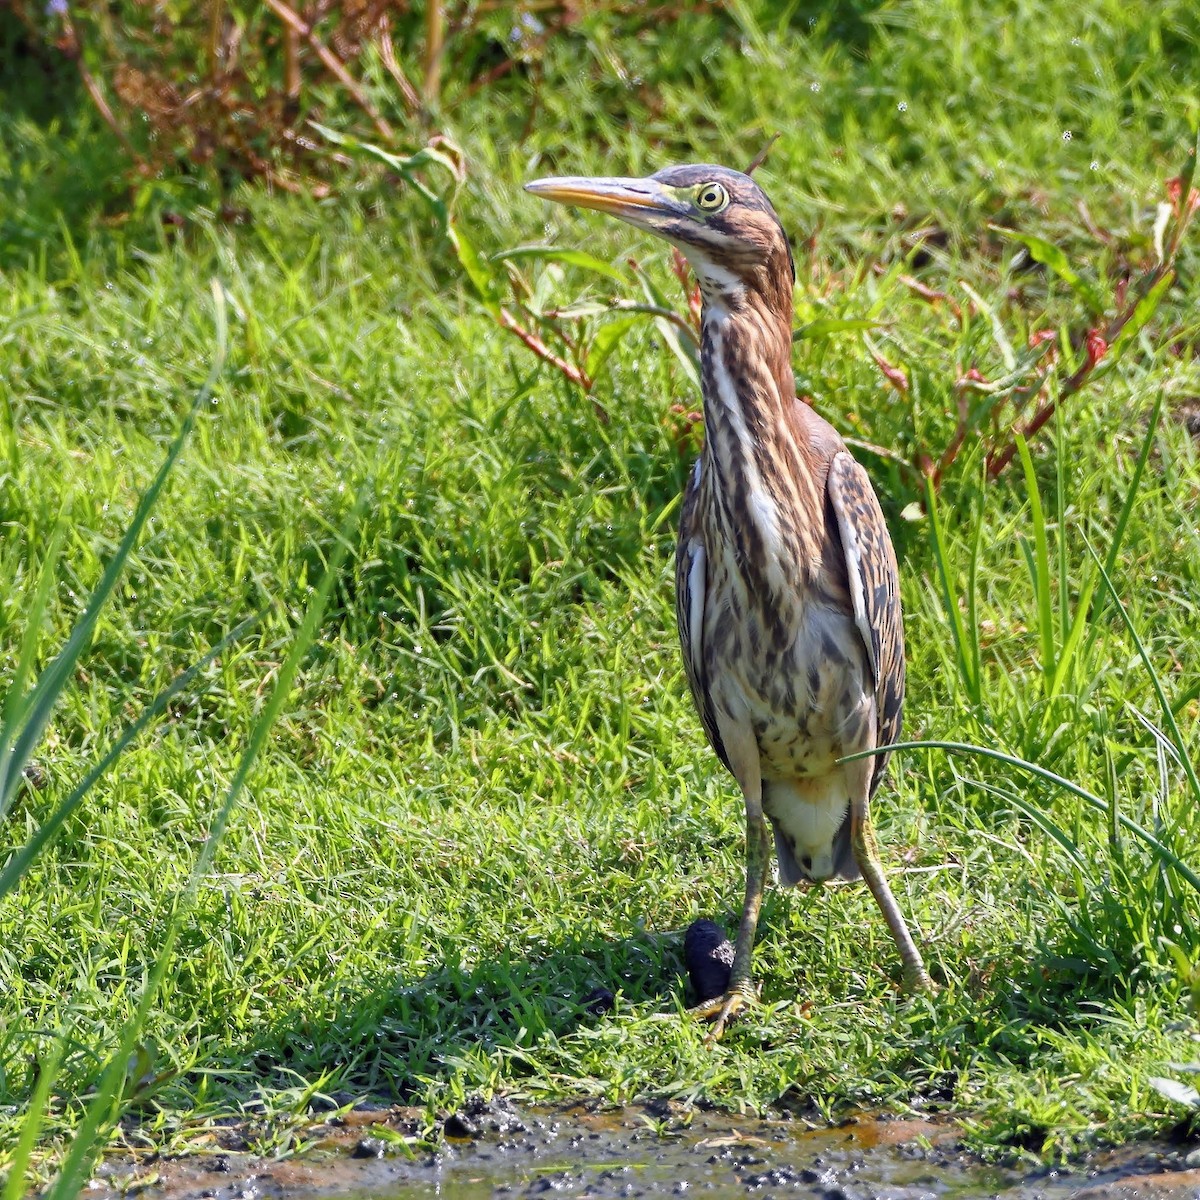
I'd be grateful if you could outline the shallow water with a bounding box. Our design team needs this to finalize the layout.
[94,1101,1200,1199]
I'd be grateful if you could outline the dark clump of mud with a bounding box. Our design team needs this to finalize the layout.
[92,1097,1200,1200]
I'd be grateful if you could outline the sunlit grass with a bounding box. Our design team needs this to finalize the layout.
[2,0,1200,1182]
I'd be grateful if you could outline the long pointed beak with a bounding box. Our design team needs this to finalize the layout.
[524,175,686,225]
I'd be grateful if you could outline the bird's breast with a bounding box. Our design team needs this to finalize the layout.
[700,553,872,780]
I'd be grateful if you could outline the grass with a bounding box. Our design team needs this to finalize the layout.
[2,0,1200,1184]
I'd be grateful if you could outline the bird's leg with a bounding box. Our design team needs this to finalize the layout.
[690,746,770,1039]
[850,795,934,994]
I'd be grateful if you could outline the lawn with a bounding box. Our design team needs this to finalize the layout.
[2,0,1199,1186]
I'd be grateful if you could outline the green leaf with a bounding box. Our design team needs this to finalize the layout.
[584,314,642,379]
[989,226,1105,314]
[1106,270,1174,366]
[0,517,66,797]
[1084,535,1200,808]
[492,246,629,284]
[635,271,700,392]
[448,224,501,317]
[792,318,884,341]
[46,490,368,1200]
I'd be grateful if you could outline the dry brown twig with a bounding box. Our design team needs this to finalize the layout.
[261,0,394,141]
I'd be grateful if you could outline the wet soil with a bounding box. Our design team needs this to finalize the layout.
[92,1098,1200,1200]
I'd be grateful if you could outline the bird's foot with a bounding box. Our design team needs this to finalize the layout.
[687,981,756,1042]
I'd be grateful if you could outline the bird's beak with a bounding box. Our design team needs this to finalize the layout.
[524,175,687,230]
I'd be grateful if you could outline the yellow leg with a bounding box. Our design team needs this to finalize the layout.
[851,805,934,993]
[689,807,771,1039]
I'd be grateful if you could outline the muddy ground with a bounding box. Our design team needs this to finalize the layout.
[91,1098,1200,1199]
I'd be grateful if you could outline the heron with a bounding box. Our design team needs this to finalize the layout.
[526,165,934,1037]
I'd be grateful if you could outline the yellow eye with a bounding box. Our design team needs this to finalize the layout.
[695,182,729,212]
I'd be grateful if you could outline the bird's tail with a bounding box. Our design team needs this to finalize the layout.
[765,777,861,886]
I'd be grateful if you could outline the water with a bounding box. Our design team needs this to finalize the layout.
[92,1101,1200,1200]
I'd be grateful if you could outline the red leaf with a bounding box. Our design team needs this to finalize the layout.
[1085,329,1109,367]
[871,350,909,394]
[1166,175,1200,217]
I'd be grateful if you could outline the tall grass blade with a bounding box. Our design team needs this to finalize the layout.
[924,475,980,704]
[1015,434,1056,695]
[1083,538,1200,807]
[841,740,1200,894]
[0,612,263,901]
[0,282,229,819]
[0,519,66,812]
[2,1037,65,1200]
[45,489,367,1200]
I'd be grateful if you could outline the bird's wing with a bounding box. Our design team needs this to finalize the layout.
[676,460,731,773]
[826,452,905,795]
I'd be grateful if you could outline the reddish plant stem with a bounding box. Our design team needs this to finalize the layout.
[497,308,590,388]
[985,260,1173,480]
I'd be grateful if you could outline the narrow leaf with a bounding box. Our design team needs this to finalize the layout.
[925,477,979,704]
[493,246,629,284]
[792,318,884,341]
[47,492,366,1200]
[1106,270,1174,366]
[0,613,263,901]
[989,226,1105,314]
[0,519,66,802]
[636,270,700,392]
[3,1037,65,1200]
[447,224,501,317]
[584,314,642,380]
[1084,537,1200,808]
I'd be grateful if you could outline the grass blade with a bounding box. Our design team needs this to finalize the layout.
[1107,271,1175,366]
[841,740,1200,894]
[0,612,263,902]
[1083,538,1200,807]
[925,475,979,704]
[792,317,884,341]
[0,518,66,809]
[1,282,228,818]
[45,489,367,1200]
[492,246,629,284]
[988,226,1105,314]
[2,1037,65,1200]
[1015,434,1056,695]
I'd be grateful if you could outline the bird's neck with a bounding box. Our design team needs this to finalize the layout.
[698,283,797,460]
[697,287,826,588]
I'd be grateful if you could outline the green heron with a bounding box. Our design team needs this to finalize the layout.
[526,165,933,1037]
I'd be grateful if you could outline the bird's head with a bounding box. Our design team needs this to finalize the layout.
[525,164,795,314]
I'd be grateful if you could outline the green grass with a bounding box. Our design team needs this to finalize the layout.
[3,0,1200,1183]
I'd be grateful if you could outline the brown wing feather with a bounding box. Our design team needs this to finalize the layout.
[675,461,731,773]
[826,452,905,795]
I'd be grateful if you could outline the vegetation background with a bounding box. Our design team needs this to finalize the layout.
[1,0,1199,1189]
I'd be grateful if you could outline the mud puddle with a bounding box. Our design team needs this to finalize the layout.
[94,1098,1200,1199]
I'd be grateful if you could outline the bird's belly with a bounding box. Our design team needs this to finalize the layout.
[707,600,871,780]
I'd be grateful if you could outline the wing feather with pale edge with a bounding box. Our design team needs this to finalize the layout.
[675,461,731,773]
[826,451,905,795]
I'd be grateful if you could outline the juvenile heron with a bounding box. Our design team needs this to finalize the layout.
[526,165,933,1037]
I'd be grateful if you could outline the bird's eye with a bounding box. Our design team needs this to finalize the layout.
[695,182,729,212]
